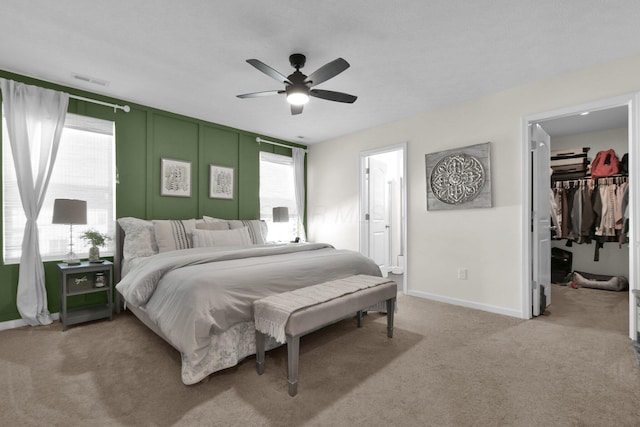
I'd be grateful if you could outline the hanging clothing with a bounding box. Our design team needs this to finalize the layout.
[564,186,578,240]
[550,189,561,238]
[619,183,630,246]
[550,176,628,261]
[595,184,617,237]
[579,183,594,243]
[615,181,628,231]
[569,184,582,242]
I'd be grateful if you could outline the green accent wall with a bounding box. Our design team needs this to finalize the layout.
[0,69,307,323]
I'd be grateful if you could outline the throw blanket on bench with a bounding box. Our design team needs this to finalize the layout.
[254,274,393,343]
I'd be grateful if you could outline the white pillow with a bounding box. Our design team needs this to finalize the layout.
[192,227,252,247]
[203,215,227,223]
[153,219,197,253]
[117,217,159,260]
[227,220,268,244]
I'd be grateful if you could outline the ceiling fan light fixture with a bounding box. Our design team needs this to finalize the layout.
[287,93,309,105]
[286,85,310,105]
[238,54,356,115]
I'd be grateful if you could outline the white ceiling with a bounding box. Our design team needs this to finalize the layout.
[540,106,628,138]
[2,1,640,144]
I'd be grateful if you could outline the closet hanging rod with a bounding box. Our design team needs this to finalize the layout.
[69,94,130,113]
[256,137,307,153]
[552,175,628,185]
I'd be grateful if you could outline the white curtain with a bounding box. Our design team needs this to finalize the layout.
[292,148,307,241]
[1,79,69,325]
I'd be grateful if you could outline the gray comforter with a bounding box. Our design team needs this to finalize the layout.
[116,243,381,383]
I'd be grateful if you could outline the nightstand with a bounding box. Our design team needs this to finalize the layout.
[58,260,113,331]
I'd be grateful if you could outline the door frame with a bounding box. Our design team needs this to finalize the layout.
[521,93,640,339]
[359,142,408,293]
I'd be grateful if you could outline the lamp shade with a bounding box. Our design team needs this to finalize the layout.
[52,199,87,225]
[272,206,290,223]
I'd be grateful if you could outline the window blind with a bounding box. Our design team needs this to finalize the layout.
[259,152,298,242]
[2,113,116,264]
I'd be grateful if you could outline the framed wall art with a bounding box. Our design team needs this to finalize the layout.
[209,165,234,199]
[161,158,191,197]
[425,142,492,211]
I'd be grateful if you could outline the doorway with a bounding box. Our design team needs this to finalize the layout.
[359,143,407,293]
[523,94,639,340]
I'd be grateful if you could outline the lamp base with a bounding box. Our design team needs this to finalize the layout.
[64,251,81,266]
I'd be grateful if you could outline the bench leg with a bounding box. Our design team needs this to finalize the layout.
[386,297,396,338]
[356,310,363,328]
[287,334,300,396]
[255,330,266,375]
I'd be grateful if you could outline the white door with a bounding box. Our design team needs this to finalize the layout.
[368,157,390,275]
[531,123,552,316]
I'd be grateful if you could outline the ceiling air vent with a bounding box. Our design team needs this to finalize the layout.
[72,73,109,87]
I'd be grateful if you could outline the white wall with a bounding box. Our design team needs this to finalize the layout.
[307,53,640,317]
[552,126,627,157]
[551,127,629,278]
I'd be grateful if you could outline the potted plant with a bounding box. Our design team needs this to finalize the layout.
[81,229,111,262]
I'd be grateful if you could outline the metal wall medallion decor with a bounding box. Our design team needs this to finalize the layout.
[425,142,492,211]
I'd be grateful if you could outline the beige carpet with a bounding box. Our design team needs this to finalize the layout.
[1,285,639,426]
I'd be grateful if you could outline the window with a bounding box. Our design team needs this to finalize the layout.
[259,152,298,242]
[2,113,116,264]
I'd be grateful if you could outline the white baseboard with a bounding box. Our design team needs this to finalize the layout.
[0,312,60,331]
[406,290,523,318]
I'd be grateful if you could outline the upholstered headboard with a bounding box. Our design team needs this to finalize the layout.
[114,221,125,284]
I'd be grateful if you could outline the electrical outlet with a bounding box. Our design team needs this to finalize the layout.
[458,268,467,280]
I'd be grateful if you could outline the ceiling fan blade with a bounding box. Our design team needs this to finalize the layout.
[310,89,357,103]
[246,59,291,84]
[236,90,284,99]
[306,58,350,87]
[291,104,303,115]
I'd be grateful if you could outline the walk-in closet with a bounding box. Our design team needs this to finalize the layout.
[544,107,629,329]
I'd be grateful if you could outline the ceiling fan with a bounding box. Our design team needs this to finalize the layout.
[237,53,357,115]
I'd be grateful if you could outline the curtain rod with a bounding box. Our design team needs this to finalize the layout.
[256,137,307,153]
[69,94,130,113]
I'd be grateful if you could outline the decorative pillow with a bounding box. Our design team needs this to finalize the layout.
[202,215,227,223]
[196,222,230,231]
[117,217,158,260]
[571,271,629,291]
[153,219,197,253]
[227,220,268,244]
[192,227,252,247]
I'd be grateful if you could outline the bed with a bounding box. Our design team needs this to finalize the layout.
[113,217,382,384]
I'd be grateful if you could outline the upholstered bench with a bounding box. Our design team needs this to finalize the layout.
[254,275,397,396]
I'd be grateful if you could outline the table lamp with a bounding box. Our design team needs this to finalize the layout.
[52,199,87,265]
[272,207,289,223]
